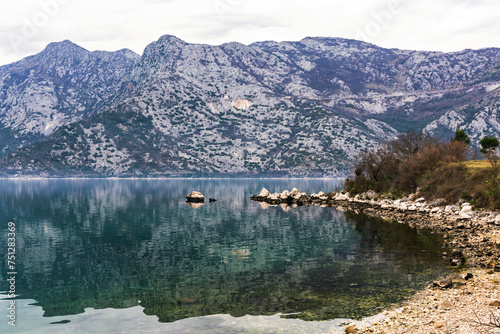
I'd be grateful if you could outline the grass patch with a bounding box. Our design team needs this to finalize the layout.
[464,160,493,170]
[419,162,500,210]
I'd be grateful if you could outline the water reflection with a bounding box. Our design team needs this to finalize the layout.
[0,179,451,328]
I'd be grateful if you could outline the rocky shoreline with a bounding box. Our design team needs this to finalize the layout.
[251,188,500,333]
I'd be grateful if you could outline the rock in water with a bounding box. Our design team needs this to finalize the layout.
[186,191,205,203]
[259,188,270,197]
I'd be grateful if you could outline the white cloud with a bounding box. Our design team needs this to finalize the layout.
[1,0,500,65]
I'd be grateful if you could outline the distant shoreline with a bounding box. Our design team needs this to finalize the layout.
[0,176,347,180]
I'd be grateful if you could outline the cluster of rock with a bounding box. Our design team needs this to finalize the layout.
[250,187,339,205]
[251,188,500,271]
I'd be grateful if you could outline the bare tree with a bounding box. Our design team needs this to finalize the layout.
[391,130,437,159]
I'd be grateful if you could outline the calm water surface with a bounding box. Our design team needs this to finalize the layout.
[0,179,452,333]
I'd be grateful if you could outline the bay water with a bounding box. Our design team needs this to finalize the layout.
[0,179,453,333]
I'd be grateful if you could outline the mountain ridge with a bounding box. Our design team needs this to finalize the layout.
[1,35,500,177]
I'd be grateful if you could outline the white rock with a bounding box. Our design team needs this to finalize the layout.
[186,191,204,199]
[280,190,290,199]
[336,193,349,200]
[459,205,474,217]
[259,188,270,197]
[445,205,458,213]
[398,204,408,210]
[269,193,279,200]
[290,187,300,196]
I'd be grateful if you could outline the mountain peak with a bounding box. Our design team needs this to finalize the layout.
[43,39,88,55]
[156,34,187,46]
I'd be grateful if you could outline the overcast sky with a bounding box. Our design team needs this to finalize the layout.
[1,0,499,65]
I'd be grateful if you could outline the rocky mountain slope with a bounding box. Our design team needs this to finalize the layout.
[0,40,139,156]
[1,35,500,177]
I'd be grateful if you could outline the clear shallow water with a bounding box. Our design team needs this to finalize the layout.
[0,179,452,333]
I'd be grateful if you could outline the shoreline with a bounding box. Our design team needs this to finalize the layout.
[251,189,500,333]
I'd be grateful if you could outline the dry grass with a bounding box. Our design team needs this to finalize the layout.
[464,160,493,169]
[419,161,500,210]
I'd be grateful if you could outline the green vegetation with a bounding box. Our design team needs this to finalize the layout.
[480,135,500,167]
[451,127,470,145]
[345,129,500,209]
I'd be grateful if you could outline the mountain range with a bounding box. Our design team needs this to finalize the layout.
[1,35,500,177]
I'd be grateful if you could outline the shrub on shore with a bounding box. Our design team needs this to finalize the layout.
[345,130,500,209]
[345,131,468,196]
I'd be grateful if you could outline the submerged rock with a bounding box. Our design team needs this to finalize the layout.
[186,191,205,203]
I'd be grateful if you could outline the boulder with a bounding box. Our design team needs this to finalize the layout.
[268,193,279,201]
[430,207,441,213]
[365,190,378,200]
[429,198,448,207]
[186,191,205,203]
[290,187,300,196]
[445,205,459,213]
[280,190,291,200]
[259,188,271,197]
[335,193,349,201]
[459,205,474,217]
[408,205,418,211]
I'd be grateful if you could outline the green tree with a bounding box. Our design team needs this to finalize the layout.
[480,135,500,167]
[451,127,470,145]
[480,136,499,154]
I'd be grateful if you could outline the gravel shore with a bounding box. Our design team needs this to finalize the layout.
[359,269,500,333]
[330,193,500,333]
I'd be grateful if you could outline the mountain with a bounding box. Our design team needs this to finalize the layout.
[1,35,500,177]
[0,40,139,156]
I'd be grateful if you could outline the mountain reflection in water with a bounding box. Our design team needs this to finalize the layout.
[0,179,452,327]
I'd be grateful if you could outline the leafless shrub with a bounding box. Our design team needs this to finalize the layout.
[468,310,500,333]
[345,132,469,196]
